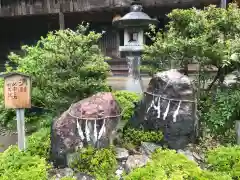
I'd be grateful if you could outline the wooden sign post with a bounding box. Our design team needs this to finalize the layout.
[3,72,31,151]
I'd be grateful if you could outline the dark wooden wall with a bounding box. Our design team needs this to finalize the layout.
[0,0,220,17]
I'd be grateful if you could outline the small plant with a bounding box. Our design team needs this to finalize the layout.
[113,90,141,121]
[122,127,163,145]
[27,128,50,159]
[125,148,231,180]
[0,146,49,180]
[70,146,117,180]
[206,146,240,179]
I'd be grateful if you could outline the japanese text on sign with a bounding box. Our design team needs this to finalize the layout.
[4,74,31,109]
[7,78,27,100]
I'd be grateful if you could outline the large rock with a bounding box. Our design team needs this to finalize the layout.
[130,69,197,149]
[50,92,121,168]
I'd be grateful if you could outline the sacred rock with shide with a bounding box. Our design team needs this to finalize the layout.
[50,92,121,167]
[130,69,197,149]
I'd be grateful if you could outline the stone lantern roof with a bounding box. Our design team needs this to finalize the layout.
[112,2,158,28]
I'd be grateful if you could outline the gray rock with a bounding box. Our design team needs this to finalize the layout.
[75,173,95,180]
[125,155,149,173]
[116,147,129,160]
[129,69,197,150]
[115,168,124,178]
[177,149,195,162]
[50,92,121,167]
[192,152,202,161]
[49,168,74,180]
[140,142,162,155]
[177,149,204,165]
[224,70,240,87]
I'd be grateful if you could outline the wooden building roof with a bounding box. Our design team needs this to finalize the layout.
[0,0,220,18]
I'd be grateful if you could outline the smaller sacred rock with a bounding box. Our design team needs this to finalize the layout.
[50,92,121,168]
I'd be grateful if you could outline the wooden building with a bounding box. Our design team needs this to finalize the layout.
[0,0,225,75]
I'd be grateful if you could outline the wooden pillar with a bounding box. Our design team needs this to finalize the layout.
[59,0,65,30]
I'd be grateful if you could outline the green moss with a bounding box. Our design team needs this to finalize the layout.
[70,146,117,180]
[113,90,141,121]
[122,127,163,146]
[125,149,231,180]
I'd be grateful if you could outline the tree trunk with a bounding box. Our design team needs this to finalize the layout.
[207,67,222,91]
[183,62,188,76]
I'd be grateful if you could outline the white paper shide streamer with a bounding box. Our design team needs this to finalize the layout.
[94,120,98,143]
[173,101,182,122]
[146,99,155,113]
[163,100,171,120]
[85,120,90,142]
[98,118,106,140]
[76,119,85,140]
[157,97,161,118]
[147,97,161,118]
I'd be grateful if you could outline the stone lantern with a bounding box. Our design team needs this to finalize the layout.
[113,1,158,93]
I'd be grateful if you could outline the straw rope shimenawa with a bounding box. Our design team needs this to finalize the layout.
[144,91,196,103]
[67,103,126,143]
[144,91,196,122]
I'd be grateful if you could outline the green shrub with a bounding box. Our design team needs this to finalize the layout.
[27,128,50,159]
[113,90,141,121]
[24,113,53,132]
[70,146,117,180]
[125,149,231,180]
[0,146,49,180]
[122,127,163,145]
[206,146,240,179]
[201,88,240,136]
[0,24,110,128]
